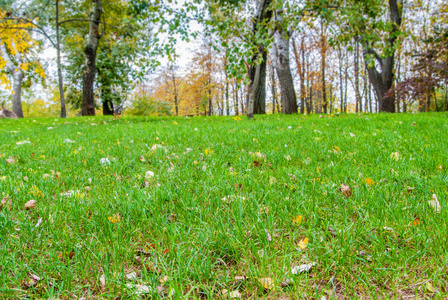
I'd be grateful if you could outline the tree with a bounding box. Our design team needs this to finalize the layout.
[270,8,297,114]
[81,0,102,116]
[356,0,403,113]
[0,9,45,118]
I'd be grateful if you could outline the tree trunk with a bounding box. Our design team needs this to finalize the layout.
[0,41,24,118]
[321,20,327,114]
[171,68,179,116]
[338,48,344,113]
[234,80,239,115]
[361,0,402,113]
[247,53,262,118]
[56,0,67,118]
[354,38,361,113]
[81,0,103,116]
[103,99,114,115]
[344,61,348,112]
[445,85,448,111]
[291,36,306,114]
[246,0,272,117]
[269,62,277,114]
[271,12,297,114]
[208,80,213,116]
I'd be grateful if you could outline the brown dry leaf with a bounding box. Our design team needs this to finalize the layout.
[159,276,168,283]
[406,186,415,194]
[265,229,272,242]
[1,197,12,210]
[341,183,351,197]
[139,156,145,162]
[221,289,242,299]
[428,194,441,214]
[167,214,177,223]
[125,272,138,280]
[23,274,41,288]
[258,278,274,290]
[99,275,106,290]
[24,200,36,210]
[259,206,269,214]
[5,156,15,164]
[280,279,292,288]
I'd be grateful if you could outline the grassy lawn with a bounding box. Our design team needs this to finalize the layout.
[1,113,448,299]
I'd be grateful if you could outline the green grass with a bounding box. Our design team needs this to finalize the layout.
[0,113,448,299]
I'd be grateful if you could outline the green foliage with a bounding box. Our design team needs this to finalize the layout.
[126,94,172,116]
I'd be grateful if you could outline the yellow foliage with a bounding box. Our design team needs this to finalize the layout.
[0,8,44,89]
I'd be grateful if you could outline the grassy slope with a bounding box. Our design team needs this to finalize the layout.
[0,113,447,299]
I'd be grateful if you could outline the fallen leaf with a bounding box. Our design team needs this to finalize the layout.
[125,283,151,295]
[23,273,41,288]
[145,171,155,178]
[428,194,441,213]
[341,183,351,197]
[426,281,435,293]
[297,238,308,251]
[125,272,138,280]
[139,156,145,162]
[1,197,12,209]
[159,276,168,283]
[99,275,106,290]
[5,156,15,164]
[24,200,36,210]
[291,262,316,274]
[100,158,111,166]
[280,279,292,287]
[108,214,121,224]
[410,218,421,226]
[292,215,304,225]
[265,229,272,242]
[363,178,375,186]
[221,289,242,299]
[390,152,400,161]
[258,278,274,290]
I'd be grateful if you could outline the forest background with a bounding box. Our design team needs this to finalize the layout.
[0,0,447,119]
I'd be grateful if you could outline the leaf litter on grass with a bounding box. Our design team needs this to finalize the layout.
[1,114,448,298]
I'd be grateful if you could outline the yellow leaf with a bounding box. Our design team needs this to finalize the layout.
[258,278,274,290]
[298,238,308,250]
[292,215,304,225]
[108,214,121,224]
[363,178,375,186]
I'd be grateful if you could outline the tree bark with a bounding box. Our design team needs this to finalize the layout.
[0,41,24,118]
[233,80,239,115]
[269,62,277,114]
[361,0,402,113]
[271,12,297,114]
[246,0,272,117]
[321,20,327,114]
[81,0,103,116]
[338,47,344,113]
[56,0,67,118]
[102,99,114,115]
[354,38,361,112]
